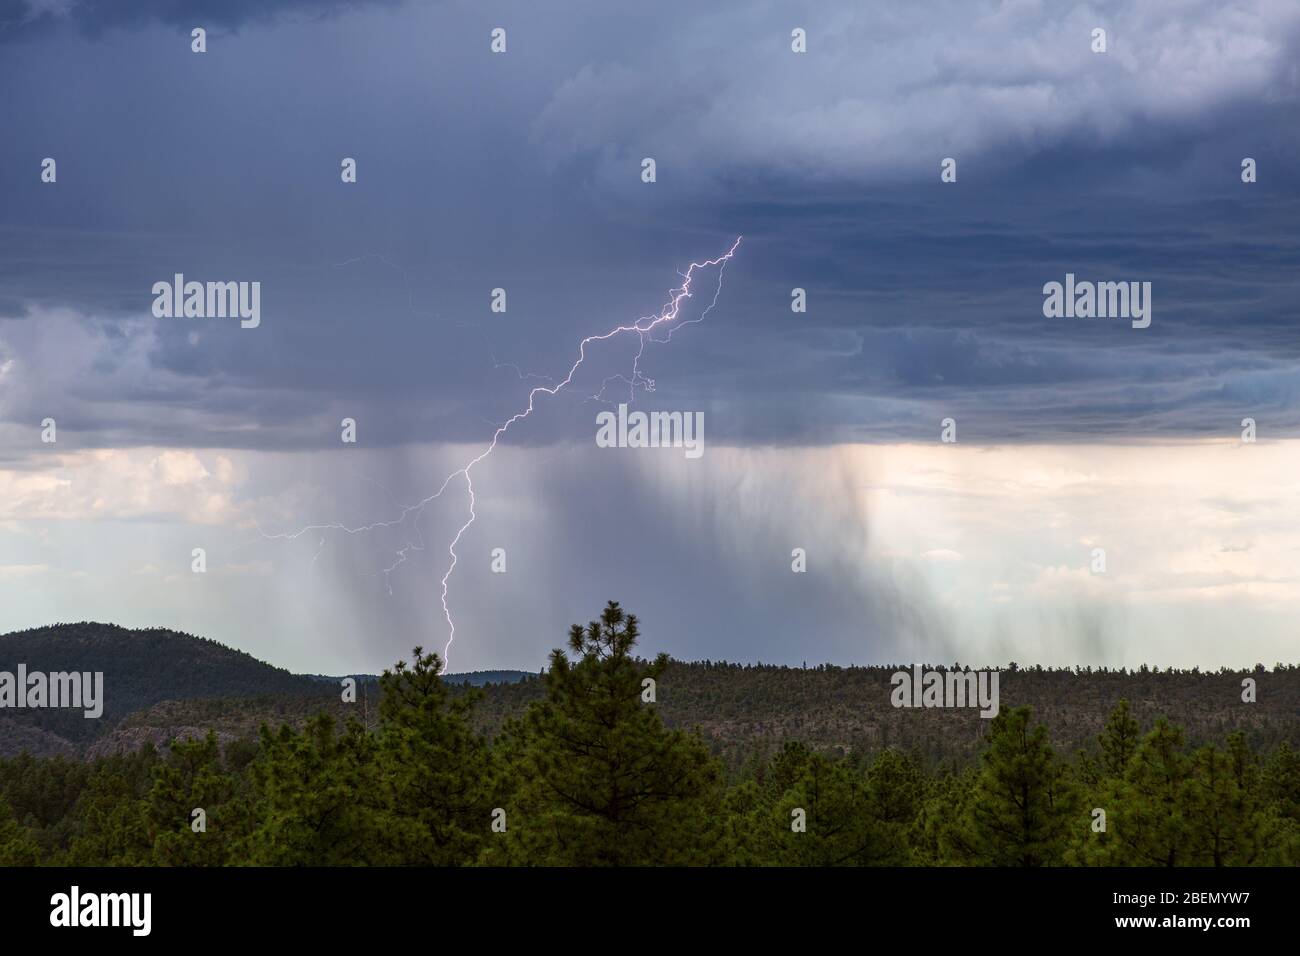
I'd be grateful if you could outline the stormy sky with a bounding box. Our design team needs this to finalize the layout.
[2,0,1299,673]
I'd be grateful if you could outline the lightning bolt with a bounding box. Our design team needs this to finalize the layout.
[260,236,742,670]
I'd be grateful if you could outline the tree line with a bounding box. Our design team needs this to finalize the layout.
[2,601,1298,866]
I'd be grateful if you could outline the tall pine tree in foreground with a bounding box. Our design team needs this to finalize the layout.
[1109,717,1193,866]
[959,706,1072,866]
[375,647,491,865]
[484,601,725,865]
[1183,734,1267,866]
[1071,698,1143,865]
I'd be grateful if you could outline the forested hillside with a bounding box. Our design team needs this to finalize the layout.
[1,622,1296,772]
[0,604,1297,867]
[468,659,1299,772]
[0,623,323,753]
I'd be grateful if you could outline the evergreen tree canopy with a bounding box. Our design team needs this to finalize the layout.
[484,601,725,865]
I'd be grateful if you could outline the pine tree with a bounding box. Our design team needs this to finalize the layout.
[64,749,158,866]
[1099,699,1141,776]
[148,732,246,866]
[913,767,979,865]
[0,794,40,865]
[867,748,925,841]
[755,750,898,866]
[719,778,766,865]
[960,706,1072,866]
[243,714,384,865]
[1262,741,1300,822]
[1183,736,1265,866]
[1258,742,1300,865]
[374,647,491,864]
[1109,717,1192,866]
[484,601,725,865]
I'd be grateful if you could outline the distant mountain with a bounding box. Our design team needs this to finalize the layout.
[0,622,325,754]
[0,623,535,758]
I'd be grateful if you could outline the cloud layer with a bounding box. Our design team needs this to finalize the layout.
[2,1,1299,669]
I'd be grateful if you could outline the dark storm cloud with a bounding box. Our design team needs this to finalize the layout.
[1,0,1299,450]
[0,0,401,42]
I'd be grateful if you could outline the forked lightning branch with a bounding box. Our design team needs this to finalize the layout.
[260,238,742,670]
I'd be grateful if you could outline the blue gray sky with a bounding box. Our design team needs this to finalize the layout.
[2,0,1299,673]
